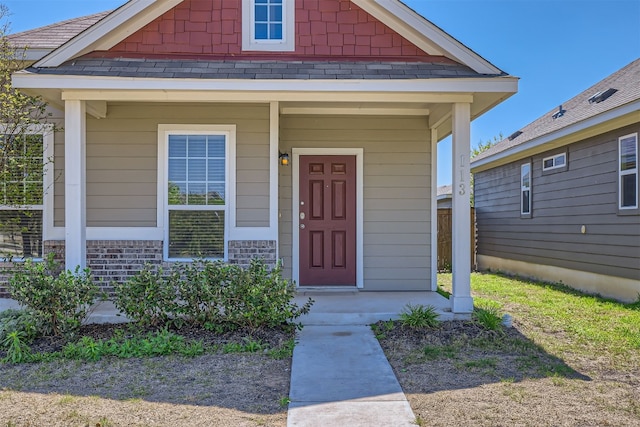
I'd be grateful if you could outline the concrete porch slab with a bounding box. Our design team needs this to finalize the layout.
[2,291,467,326]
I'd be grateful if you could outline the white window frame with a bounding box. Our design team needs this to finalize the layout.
[242,0,295,52]
[521,162,531,216]
[0,125,54,261]
[157,125,236,262]
[619,133,638,210]
[542,152,567,171]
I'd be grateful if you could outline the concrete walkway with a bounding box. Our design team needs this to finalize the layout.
[287,325,415,427]
[2,291,457,426]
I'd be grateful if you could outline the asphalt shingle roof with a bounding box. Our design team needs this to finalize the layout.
[7,12,110,49]
[473,58,640,163]
[26,57,484,79]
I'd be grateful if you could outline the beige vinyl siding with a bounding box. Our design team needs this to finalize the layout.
[53,103,270,227]
[475,124,640,282]
[279,115,432,291]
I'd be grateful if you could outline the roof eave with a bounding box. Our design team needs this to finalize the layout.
[35,0,183,68]
[352,0,504,75]
[471,100,640,173]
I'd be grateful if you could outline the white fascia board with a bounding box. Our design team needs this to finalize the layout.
[21,48,53,61]
[13,72,517,96]
[471,100,640,173]
[351,0,503,75]
[35,0,183,68]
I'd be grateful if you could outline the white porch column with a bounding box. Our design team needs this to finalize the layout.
[64,100,87,270]
[450,102,474,313]
[430,127,438,292]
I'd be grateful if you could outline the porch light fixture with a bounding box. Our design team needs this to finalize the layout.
[279,151,290,166]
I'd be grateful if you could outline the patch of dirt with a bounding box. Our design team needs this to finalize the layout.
[377,320,640,427]
[0,323,293,427]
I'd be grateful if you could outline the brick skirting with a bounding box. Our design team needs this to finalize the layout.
[0,239,278,297]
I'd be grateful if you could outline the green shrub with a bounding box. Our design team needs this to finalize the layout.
[8,253,100,336]
[220,259,313,330]
[113,264,179,327]
[114,258,313,331]
[399,304,440,329]
[173,260,229,326]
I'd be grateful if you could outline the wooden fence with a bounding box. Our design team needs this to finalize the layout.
[437,208,476,271]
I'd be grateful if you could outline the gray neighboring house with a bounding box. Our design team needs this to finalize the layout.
[471,59,640,302]
[437,185,452,209]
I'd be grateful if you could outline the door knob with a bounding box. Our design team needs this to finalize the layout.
[300,224,305,229]
[300,212,305,220]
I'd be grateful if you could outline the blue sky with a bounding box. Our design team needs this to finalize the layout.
[3,0,639,185]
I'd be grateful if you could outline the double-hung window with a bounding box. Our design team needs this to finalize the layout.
[163,127,234,260]
[619,133,638,210]
[242,0,295,51]
[521,163,531,216]
[0,132,47,260]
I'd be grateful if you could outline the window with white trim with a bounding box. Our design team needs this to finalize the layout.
[619,133,638,209]
[542,153,566,171]
[242,0,295,52]
[521,163,531,216]
[0,133,45,260]
[163,129,233,260]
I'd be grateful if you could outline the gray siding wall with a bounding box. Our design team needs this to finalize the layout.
[53,103,270,227]
[474,123,640,281]
[279,115,432,291]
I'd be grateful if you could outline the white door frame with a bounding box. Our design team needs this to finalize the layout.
[291,148,364,288]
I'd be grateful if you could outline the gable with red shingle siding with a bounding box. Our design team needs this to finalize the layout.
[105,0,452,62]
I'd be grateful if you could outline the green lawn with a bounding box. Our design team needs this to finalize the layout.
[438,272,640,369]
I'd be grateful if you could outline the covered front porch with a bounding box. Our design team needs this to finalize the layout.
[13,70,517,315]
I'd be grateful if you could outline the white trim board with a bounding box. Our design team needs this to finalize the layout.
[291,148,364,289]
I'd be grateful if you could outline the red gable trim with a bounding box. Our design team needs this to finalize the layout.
[105,0,447,62]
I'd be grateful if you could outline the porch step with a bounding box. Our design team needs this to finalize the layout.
[293,291,465,326]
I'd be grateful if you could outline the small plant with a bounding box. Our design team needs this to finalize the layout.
[8,253,100,336]
[0,309,39,344]
[278,396,291,408]
[2,331,32,363]
[473,305,504,332]
[422,343,458,360]
[399,304,440,329]
[371,319,395,339]
[268,338,295,360]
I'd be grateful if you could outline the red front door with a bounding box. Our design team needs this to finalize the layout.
[299,155,356,286]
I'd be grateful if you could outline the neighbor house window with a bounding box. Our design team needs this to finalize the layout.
[521,163,531,216]
[0,133,45,260]
[619,133,638,209]
[242,0,295,51]
[542,153,566,171]
[164,130,232,260]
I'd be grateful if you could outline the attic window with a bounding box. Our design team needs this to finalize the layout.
[508,131,523,141]
[242,0,295,52]
[552,105,566,119]
[588,88,618,104]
